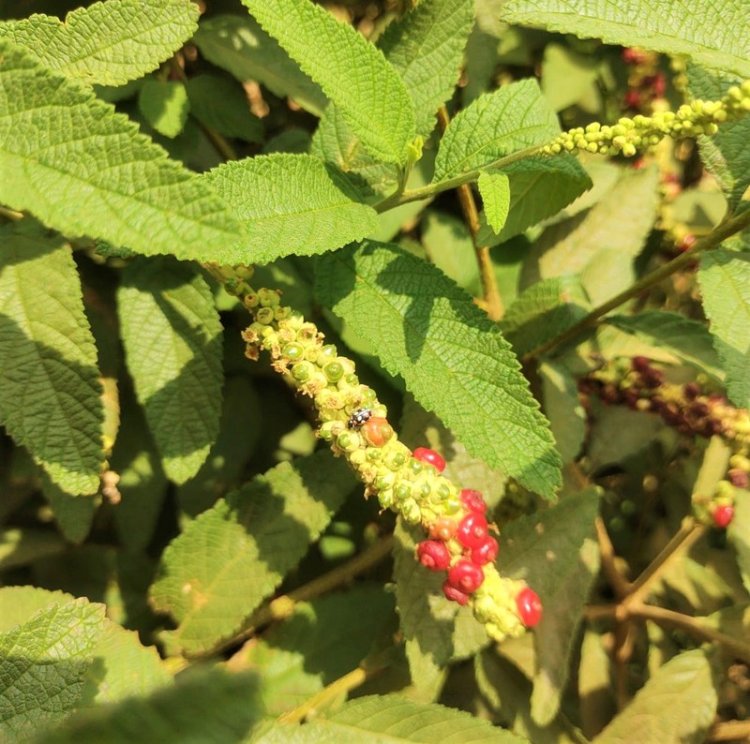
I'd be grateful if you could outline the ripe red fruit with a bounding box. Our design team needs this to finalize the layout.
[456,512,489,549]
[442,581,470,606]
[361,416,393,447]
[413,447,446,473]
[429,517,456,542]
[713,505,735,529]
[416,540,451,571]
[460,489,487,514]
[447,559,484,594]
[516,587,543,627]
[471,536,499,566]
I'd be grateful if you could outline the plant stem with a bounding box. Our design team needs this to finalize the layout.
[709,720,750,742]
[437,107,504,321]
[522,207,750,362]
[595,517,631,599]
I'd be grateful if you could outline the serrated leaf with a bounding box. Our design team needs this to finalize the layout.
[117,257,223,484]
[232,587,394,715]
[0,0,198,86]
[204,154,378,263]
[138,79,189,139]
[606,312,723,381]
[540,360,586,464]
[149,451,356,655]
[688,65,750,211]
[433,79,560,182]
[500,276,590,358]
[479,171,511,234]
[699,249,750,408]
[0,227,103,495]
[37,668,261,744]
[256,695,527,743]
[476,156,593,246]
[316,241,561,499]
[502,488,601,726]
[0,598,105,738]
[594,649,716,744]
[242,0,416,164]
[377,0,475,139]
[500,0,750,78]
[194,14,327,116]
[186,74,263,144]
[0,41,244,263]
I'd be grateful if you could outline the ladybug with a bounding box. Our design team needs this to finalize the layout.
[347,408,372,430]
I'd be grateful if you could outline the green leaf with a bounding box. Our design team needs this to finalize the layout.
[256,695,527,743]
[729,489,750,593]
[698,249,750,408]
[0,41,244,263]
[42,478,98,544]
[242,0,416,164]
[316,241,561,499]
[502,488,601,726]
[0,528,66,571]
[499,0,750,78]
[37,668,262,744]
[605,312,723,381]
[377,0,475,139]
[138,79,189,139]
[235,587,395,715]
[149,451,356,655]
[541,43,600,112]
[0,0,198,86]
[433,79,560,182]
[540,360,586,464]
[194,14,327,116]
[117,257,223,484]
[0,226,103,495]
[500,276,590,358]
[476,155,593,246]
[185,74,263,144]
[0,598,105,738]
[204,154,378,263]
[594,649,717,744]
[479,171,511,234]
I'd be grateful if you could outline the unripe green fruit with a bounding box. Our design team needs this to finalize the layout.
[292,361,314,382]
[324,362,344,382]
[282,342,305,361]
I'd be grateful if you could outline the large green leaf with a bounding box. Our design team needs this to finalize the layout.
[37,668,262,744]
[500,0,750,78]
[316,241,561,499]
[0,0,198,86]
[0,226,103,495]
[0,40,243,263]
[117,258,223,484]
[698,249,750,408]
[0,598,105,738]
[256,695,527,743]
[502,488,601,726]
[594,649,717,744]
[242,0,416,164]
[204,154,378,263]
[193,14,327,116]
[377,0,475,139]
[433,79,560,182]
[149,451,356,655]
[478,171,511,234]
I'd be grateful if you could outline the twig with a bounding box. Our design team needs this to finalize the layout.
[595,517,631,599]
[709,720,750,742]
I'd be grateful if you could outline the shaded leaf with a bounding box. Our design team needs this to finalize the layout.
[138,79,189,139]
[540,360,586,464]
[420,210,480,295]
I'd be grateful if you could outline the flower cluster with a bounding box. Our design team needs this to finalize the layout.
[580,356,749,528]
[543,80,750,158]
[216,266,542,642]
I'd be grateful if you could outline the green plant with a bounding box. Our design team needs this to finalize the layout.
[1,0,750,741]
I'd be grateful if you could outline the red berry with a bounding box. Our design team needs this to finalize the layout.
[442,581,470,605]
[516,587,543,627]
[471,536,499,566]
[460,489,487,514]
[447,559,484,594]
[624,89,642,109]
[429,517,456,542]
[632,355,651,373]
[416,540,451,571]
[413,447,446,473]
[713,505,735,529]
[361,416,393,447]
[456,512,489,550]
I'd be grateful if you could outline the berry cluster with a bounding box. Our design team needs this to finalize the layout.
[581,356,749,528]
[542,80,750,159]
[215,266,543,642]
[621,47,666,112]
